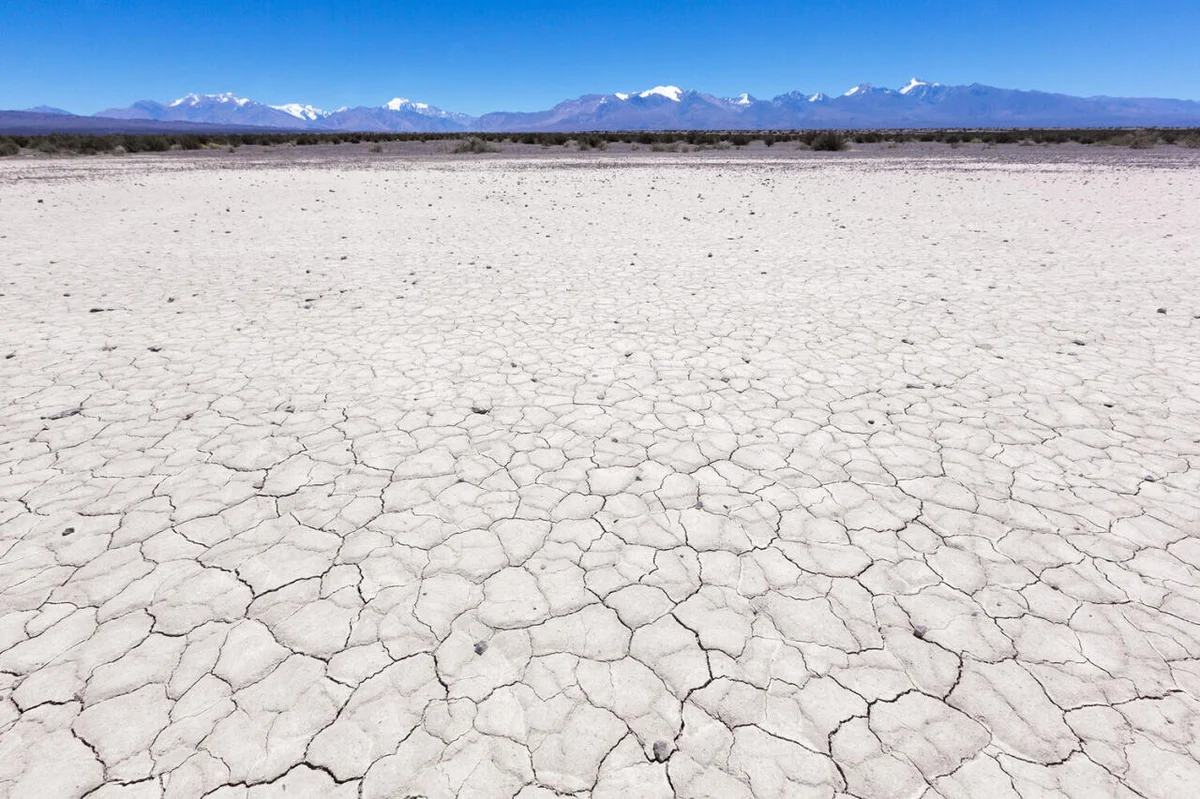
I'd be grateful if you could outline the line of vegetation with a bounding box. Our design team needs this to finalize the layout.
[1,128,1198,156]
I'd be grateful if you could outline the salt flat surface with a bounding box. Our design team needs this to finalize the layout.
[1,151,1199,798]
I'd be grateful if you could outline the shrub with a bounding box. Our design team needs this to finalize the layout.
[1128,134,1158,149]
[811,131,847,151]
[576,133,608,151]
[650,141,681,152]
[368,142,383,153]
[0,138,19,157]
[452,136,499,154]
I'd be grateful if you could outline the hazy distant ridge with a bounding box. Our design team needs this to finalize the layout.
[18,80,1200,132]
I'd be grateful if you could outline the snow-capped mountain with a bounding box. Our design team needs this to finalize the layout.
[69,79,1200,133]
[315,97,474,132]
[96,93,306,128]
[169,92,250,108]
[270,103,330,121]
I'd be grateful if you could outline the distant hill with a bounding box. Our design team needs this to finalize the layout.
[0,110,303,135]
[7,80,1200,134]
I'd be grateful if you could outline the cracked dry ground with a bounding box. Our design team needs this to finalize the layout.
[1,151,1199,799]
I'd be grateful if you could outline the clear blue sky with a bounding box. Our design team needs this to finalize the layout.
[3,0,1197,114]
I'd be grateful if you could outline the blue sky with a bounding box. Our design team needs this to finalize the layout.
[3,0,1198,114]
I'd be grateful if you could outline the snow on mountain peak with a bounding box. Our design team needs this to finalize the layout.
[734,93,752,106]
[384,97,433,112]
[808,93,828,102]
[614,93,630,101]
[638,85,683,102]
[899,77,941,95]
[843,84,874,97]
[271,103,328,121]
[168,92,250,108]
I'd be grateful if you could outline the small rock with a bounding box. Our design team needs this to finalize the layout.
[912,624,928,640]
[474,641,488,655]
[1157,308,1167,314]
[652,740,671,762]
[61,527,75,537]
[47,407,82,420]
[471,407,490,415]
[1072,339,1086,346]
[148,346,162,353]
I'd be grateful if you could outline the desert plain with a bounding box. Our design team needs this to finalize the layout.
[1,144,1199,798]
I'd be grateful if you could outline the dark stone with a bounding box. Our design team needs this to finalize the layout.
[46,407,82,420]
[652,740,671,762]
[471,407,490,415]
[474,641,488,655]
[1157,308,1167,314]
[912,624,928,640]
[148,346,162,352]
[62,527,75,537]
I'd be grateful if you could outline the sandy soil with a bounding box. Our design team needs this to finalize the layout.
[1,149,1198,798]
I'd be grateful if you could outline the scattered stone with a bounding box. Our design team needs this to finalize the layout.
[61,527,75,537]
[652,740,671,762]
[913,624,928,640]
[1157,307,1167,314]
[46,407,82,420]
[148,346,162,352]
[474,640,488,655]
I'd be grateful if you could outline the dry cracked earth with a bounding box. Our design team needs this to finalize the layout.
[1,149,1199,799]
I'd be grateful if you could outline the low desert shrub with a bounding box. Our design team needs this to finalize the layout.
[0,138,21,156]
[1128,134,1159,149]
[576,134,608,151]
[452,136,498,154]
[368,142,383,153]
[650,141,681,152]
[811,131,848,151]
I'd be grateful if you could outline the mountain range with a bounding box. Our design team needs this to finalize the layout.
[9,80,1200,133]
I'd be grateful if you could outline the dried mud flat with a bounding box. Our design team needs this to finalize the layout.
[1,149,1199,798]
